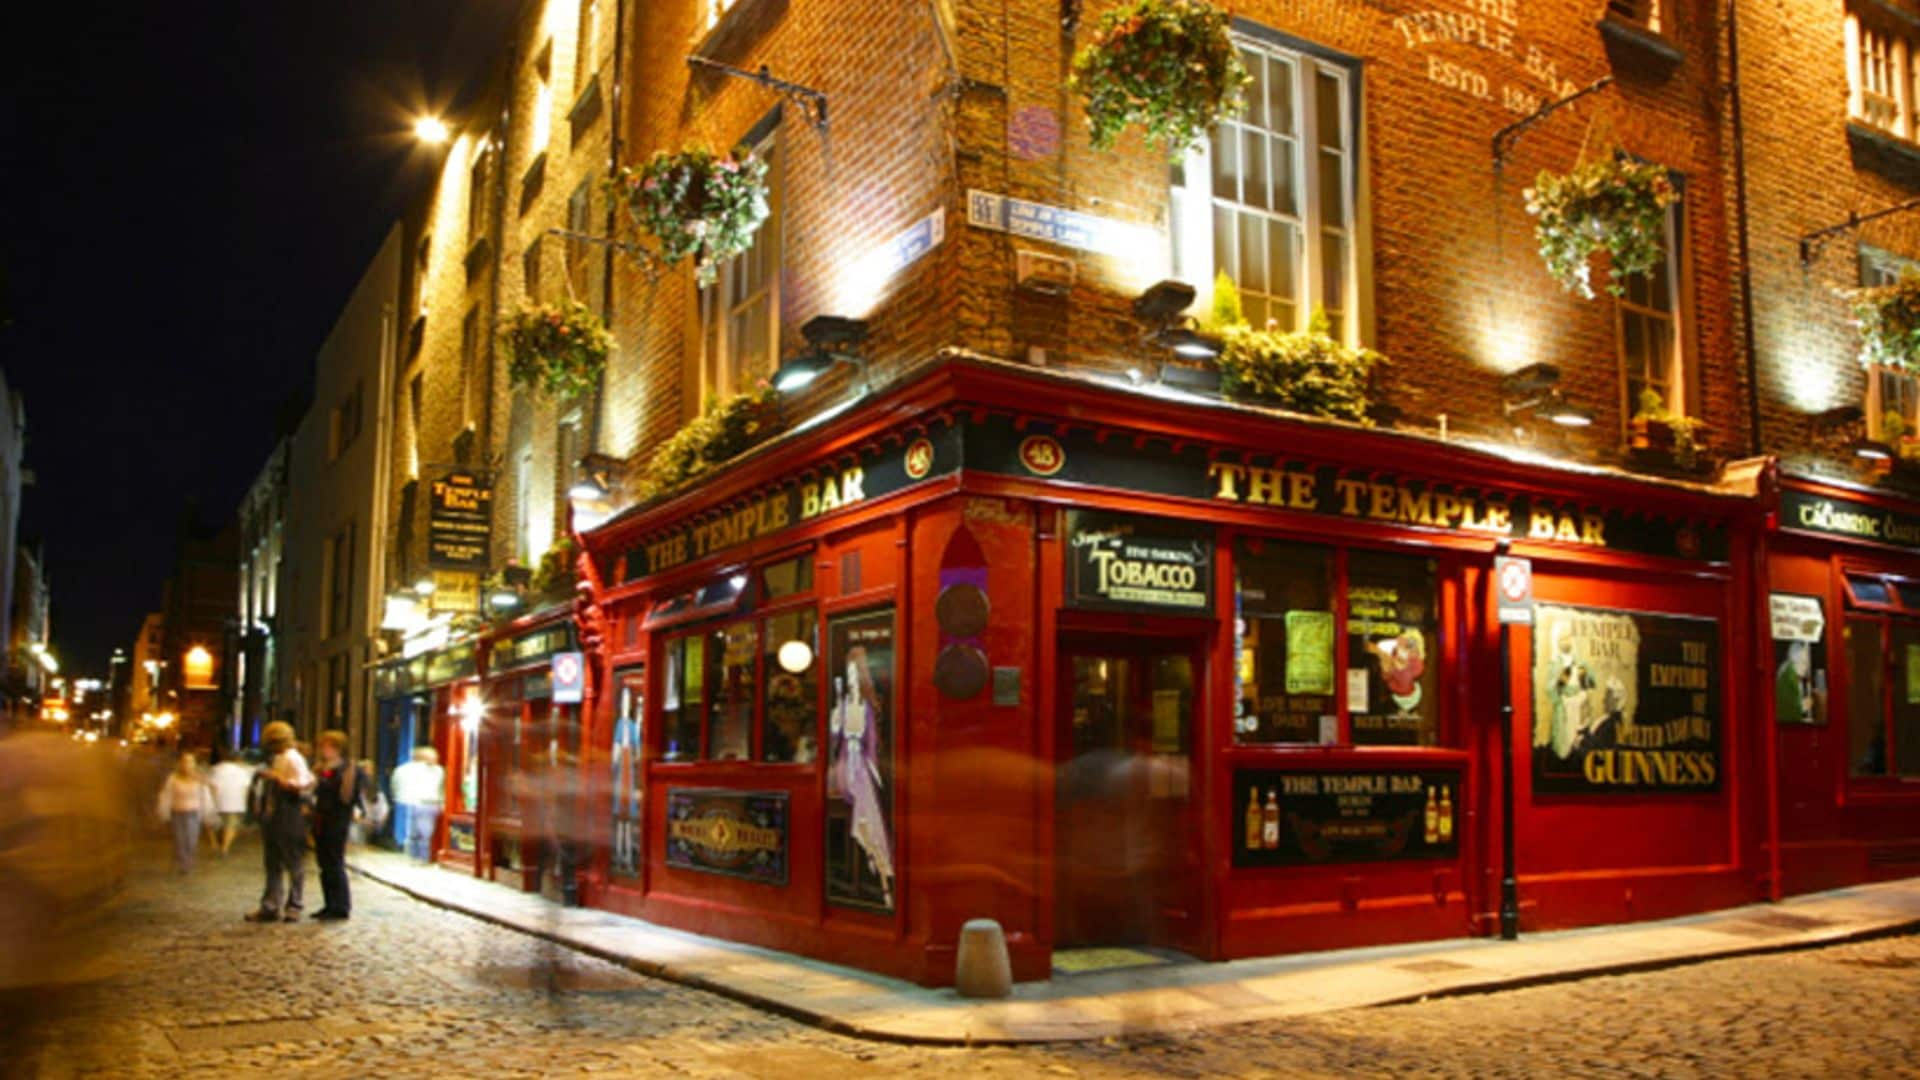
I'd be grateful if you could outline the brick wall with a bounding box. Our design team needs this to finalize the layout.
[1735,0,1920,481]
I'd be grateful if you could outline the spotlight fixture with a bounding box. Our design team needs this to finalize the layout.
[1504,387,1592,428]
[568,453,621,502]
[1850,438,1894,462]
[1499,362,1563,397]
[774,315,871,393]
[1131,280,1197,323]
[1150,325,1223,361]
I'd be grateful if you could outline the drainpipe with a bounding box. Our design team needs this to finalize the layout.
[484,38,519,471]
[590,0,625,462]
[1728,0,1761,457]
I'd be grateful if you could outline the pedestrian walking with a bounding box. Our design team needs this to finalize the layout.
[349,757,387,845]
[244,721,312,923]
[156,752,212,875]
[389,747,445,861]
[205,747,254,858]
[309,731,356,921]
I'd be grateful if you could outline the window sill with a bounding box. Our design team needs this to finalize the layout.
[690,0,789,64]
[407,314,426,358]
[1846,121,1920,184]
[568,71,604,140]
[1597,15,1684,70]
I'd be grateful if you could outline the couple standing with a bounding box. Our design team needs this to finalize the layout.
[244,722,360,923]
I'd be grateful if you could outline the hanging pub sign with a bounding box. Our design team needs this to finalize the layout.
[1064,510,1214,615]
[664,788,789,885]
[1232,767,1461,867]
[1531,604,1720,794]
[1769,593,1827,726]
[965,415,1728,563]
[428,470,493,570]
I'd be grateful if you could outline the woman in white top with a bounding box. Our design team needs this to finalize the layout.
[205,749,256,858]
[158,752,213,875]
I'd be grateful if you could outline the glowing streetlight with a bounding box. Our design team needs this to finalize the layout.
[413,116,450,144]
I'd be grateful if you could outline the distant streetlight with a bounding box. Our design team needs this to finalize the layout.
[413,116,451,144]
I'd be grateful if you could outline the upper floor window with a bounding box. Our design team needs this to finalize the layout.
[531,42,555,156]
[514,445,536,564]
[1617,184,1688,423]
[574,0,602,91]
[326,523,355,638]
[1605,0,1664,34]
[460,307,481,430]
[468,141,493,240]
[1847,5,1918,141]
[1170,33,1358,341]
[327,381,363,462]
[566,179,594,302]
[522,238,544,303]
[700,129,780,401]
[1861,247,1920,441]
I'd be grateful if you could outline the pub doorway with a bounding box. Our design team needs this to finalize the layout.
[1054,632,1206,955]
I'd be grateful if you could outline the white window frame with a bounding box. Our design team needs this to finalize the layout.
[1846,6,1916,141]
[1170,32,1360,344]
[700,131,780,402]
[531,42,555,156]
[1616,194,1688,425]
[574,0,602,92]
[703,0,742,34]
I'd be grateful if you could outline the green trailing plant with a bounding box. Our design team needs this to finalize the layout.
[501,300,613,400]
[631,382,780,503]
[609,146,769,286]
[1523,155,1680,299]
[1850,271,1920,372]
[530,535,578,603]
[1206,270,1244,332]
[1069,0,1251,158]
[1630,388,1706,470]
[1215,307,1384,423]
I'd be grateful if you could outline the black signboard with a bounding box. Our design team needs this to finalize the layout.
[423,641,477,687]
[1232,768,1461,866]
[1065,510,1214,615]
[429,470,494,570]
[965,415,1729,563]
[664,788,789,885]
[493,622,577,672]
[624,422,960,582]
[1780,488,1920,550]
[1531,604,1720,794]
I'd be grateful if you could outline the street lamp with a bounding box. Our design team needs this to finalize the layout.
[413,115,450,144]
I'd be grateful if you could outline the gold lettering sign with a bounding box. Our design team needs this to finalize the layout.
[642,466,868,577]
[1207,462,1605,547]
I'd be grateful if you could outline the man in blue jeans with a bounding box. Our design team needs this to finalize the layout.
[390,746,445,861]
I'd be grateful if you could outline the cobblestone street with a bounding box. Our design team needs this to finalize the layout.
[8,840,1919,1078]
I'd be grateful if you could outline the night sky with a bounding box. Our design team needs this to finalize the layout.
[1,3,515,673]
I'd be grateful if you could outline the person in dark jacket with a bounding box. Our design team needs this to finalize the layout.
[245,721,313,923]
[309,730,358,921]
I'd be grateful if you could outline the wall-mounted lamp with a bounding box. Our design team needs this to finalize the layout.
[1849,438,1894,462]
[1500,363,1593,427]
[774,315,871,392]
[1808,405,1893,464]
[1134,280,1222,362]
[568,452,622,502]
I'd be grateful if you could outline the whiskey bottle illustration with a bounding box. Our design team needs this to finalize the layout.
[1423,786,1439,845]
[1261,788,1281,849]
[1245,788,1263,852]
[1438,785,1454,844]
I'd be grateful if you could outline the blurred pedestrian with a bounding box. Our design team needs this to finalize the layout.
[205,746,254,858]
[244,721,312,923]
[309,731,356,921]
[390,747,444,861]
[349,757,387,845]
[156,751,211,875]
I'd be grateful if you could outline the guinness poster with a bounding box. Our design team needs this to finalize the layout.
[1232,768,1461,866]
[664,788,789,885]
[1531,604,1720,794]
[429,470,493,570]
[1065,510,1214,615]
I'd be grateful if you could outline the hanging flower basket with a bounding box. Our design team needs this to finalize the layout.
[1069,0,1251,158]
[1850,271,1920,371]
[1523,156,1679,299]
[632,381,781,503]
[609,146,769,286]
[501,300,613,400]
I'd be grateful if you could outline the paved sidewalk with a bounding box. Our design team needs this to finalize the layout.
[349,850,1920,1046]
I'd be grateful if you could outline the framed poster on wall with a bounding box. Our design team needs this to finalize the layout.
[1769,593,1827,726]
[1531,604,1720,794]
[825,607,897,913]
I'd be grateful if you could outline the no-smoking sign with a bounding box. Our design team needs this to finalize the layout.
[1495,556,1533,625]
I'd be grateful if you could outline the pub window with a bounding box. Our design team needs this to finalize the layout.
[1169,31,1359,341]
[610,666,643,876]
[661,634,704,763]
[762,605,820,763]
[1843,572,1920,778]
[707,620,757,760]
[1617,174,1688,428]
[1235,539,1442,747]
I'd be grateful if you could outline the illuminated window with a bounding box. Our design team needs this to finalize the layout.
[703,0,742,33]
[701,129,780,401]
[1170,32,1358,340]
[574,0,601,92]
[531,42,554,156]
[1605,0,1662,34]
[1847,6,1916,140]
[1842,576,1920,779]
[1862,247,1920,441]
[183,645,216,691]
[566,179,594,302]
[1616,181,1687,424]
